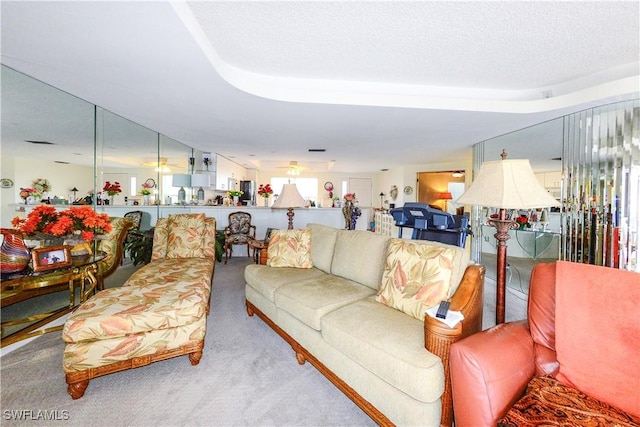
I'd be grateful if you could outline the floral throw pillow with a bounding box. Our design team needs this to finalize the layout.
[267,228,313,268]
[375,239,456,320]
[165,213,206,259]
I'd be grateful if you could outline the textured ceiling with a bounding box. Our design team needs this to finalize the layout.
[1,1,638,174]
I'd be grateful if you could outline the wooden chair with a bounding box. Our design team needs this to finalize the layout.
[223,211,256,264]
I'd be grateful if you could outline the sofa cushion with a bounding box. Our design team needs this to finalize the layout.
[274,275,376,331]
[266,228,313,268]
[555,261,640,418]
[63,258,213,343]
[375,239,456,320]
[321,297,444,403]
[165,213,207,258]
[331,230,390,290]
[498,376,640,426]
[307,223,338,273]
[244,264,326,303]
[415,239,470,298]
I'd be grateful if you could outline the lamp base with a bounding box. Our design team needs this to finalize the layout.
[487,209,518,324]
[286,208,295,230]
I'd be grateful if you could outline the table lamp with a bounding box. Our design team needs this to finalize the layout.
[438,191,453,212]
[172,174,191,204]
[191,174,210,203]
[456,150,559,324]
[272,183,305,229]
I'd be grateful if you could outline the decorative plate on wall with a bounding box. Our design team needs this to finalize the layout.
[145,178,156,188]
[324,181,334,191]
[403,186,413,195]
[0,178,14,188]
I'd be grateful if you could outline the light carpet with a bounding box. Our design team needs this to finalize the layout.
[1,258,374,426]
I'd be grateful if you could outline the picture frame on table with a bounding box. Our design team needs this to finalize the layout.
[31,245,72,272]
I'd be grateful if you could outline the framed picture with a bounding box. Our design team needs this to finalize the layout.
[31,246,72,272]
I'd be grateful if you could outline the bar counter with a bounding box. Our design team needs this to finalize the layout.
[16,204,351,239]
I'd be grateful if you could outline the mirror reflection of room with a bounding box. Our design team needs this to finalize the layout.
[417,171,466,215]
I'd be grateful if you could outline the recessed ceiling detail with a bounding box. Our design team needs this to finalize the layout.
[175,1,639,113]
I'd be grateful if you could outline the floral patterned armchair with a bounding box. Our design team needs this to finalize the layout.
[223,211,256,264]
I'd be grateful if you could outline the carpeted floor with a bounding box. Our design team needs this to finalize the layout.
[1,257,374,426]
[1,254,530,425]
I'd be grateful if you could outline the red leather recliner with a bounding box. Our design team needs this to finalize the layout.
[449,261,640,426]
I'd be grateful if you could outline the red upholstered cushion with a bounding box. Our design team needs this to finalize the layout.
[527,262,559,377]
[555,261,640,418]
[498,376,640,426]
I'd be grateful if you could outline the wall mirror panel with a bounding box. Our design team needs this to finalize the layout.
[1,65,195,231]
[472,101,639,275]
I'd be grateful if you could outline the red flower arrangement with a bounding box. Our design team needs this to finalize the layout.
[343,192,356,201]
[103,181,122,197]
[257,184,273,198]
[12,205,112,241]
[515,215,531,229]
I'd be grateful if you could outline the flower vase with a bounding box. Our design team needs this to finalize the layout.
[263,197,269,207]
[143,195,150,205]
[233,196,239,206]
[0,229,31,273]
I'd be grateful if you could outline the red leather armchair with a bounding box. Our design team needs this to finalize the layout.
[449,261,640,426]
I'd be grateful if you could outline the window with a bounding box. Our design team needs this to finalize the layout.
[271,178,318,203]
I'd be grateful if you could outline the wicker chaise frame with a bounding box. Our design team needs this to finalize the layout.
[246,264,485,427]
[66,340,204,399]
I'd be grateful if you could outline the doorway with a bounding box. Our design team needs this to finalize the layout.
[416,171,465,214]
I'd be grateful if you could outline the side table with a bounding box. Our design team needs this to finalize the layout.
[248,239,268,264]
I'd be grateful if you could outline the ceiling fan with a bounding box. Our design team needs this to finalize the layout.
[141,157,182,172]
[277,160,309,176]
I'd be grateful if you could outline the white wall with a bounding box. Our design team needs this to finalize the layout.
[1,155,93,227]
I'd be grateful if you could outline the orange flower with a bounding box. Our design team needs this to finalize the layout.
[12,205,111,241]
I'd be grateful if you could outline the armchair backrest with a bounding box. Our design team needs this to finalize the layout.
[151,213,216,261]
[224,211,255,243]
[96,216,135,279]
[124,210,143,230]
[527,262,559,377]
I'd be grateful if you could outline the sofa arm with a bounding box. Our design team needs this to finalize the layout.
[449,321,535,427]
[424,263,485,427]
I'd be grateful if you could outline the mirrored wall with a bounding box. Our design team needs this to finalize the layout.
[1,65,194,228]
[471,99,639,272]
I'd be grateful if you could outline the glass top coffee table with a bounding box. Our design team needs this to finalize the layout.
[1,252,105,347]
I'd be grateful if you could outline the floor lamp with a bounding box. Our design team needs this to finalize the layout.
[272,183,306,229]
[457,151,559,324]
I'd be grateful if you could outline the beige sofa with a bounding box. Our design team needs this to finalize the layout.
[63,214,216,399]
[245,223,485,426]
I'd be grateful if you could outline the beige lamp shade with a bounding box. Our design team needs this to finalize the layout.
[190,174,210,188]
[272,184,305,209]
[172,173,191,188]
[456,159,560,209]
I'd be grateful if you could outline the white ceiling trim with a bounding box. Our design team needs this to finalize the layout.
[171,2,639,114]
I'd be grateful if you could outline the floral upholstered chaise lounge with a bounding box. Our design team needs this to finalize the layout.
[62,214,216,399]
